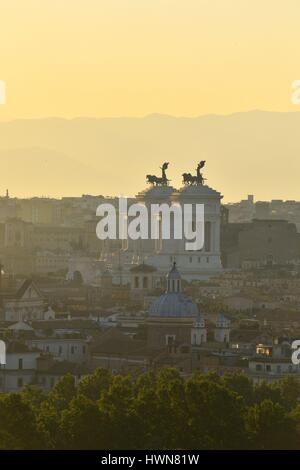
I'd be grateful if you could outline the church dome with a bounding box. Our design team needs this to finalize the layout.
[148,293,198,318]
[148,263,198,318]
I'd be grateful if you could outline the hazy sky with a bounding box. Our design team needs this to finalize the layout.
[1,0,300,119]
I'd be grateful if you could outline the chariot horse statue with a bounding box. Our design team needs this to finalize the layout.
[182,160,206,186]
[146,162,170,186]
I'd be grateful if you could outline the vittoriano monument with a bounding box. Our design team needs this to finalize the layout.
[101,159,223,282]
[146,161,207,186]
[182,160,206,186]
[146,162,170,186]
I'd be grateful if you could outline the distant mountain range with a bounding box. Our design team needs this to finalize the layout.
[0,111,299,201]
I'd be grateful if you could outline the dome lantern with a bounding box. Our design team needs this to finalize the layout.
[148,264,198,318]
[167,262,181,293]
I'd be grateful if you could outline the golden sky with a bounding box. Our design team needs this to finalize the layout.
[0,0,300,120]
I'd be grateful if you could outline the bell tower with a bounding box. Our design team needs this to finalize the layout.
[214,313,231,343]
[191,313,207,345]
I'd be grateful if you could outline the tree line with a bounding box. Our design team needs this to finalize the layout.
[1,368,300,449]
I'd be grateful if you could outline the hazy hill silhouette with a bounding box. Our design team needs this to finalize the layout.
[0,111,299,201]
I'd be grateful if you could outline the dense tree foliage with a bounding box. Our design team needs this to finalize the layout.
[1,369,300,449]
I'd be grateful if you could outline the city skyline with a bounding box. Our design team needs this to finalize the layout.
[1,110,300,201]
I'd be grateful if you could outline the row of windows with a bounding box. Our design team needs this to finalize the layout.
[169,256,210,264]
[16,376,58,389]
[0,375,33,390]
[189,256,210,264]
[255,363,293,373]
[44,345,86,355]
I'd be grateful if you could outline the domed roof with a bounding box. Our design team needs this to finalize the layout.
[148,292,198,318]
[148,263,198,318]
[137,184,176,200]
[215,313,231,327]
[176,184,221,198]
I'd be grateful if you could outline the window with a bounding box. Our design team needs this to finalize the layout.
[255,364,262,371]
[204,221,211,252]
[266,365,271,372]
[165,335,176,346]
[143,276,148,289]
[18,358,23,370]
[134,276,139,288]
[71,346,75,354]
[17,377,23,388]
[82,346,86,354]
[58,346,62,355]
